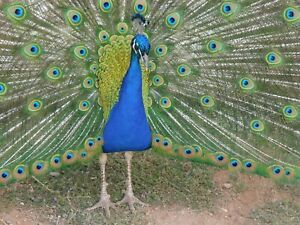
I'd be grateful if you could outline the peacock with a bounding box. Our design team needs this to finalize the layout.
[0,0,300,218]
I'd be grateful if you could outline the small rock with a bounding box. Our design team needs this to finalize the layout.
[223,183,232,189]
[20,202,25,206]
[50,172,60,177]
[220,208,228,213]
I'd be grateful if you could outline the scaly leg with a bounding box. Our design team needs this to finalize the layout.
[117,152,148,212]
[86,153,115,217]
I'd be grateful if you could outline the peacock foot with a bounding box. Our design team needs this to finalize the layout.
[116,188,148,212]
[86,183,116,218]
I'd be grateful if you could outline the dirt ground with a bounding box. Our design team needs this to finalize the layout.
[1,170,299,225]
[0,153,299,225]
[148,170,300,225]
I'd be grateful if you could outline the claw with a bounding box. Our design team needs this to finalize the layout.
[86,191,116,218]
[117,189,148,213]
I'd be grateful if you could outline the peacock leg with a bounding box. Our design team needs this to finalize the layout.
[87,153,115,217]
[117,152,148,212]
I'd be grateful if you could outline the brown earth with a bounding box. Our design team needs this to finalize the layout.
[1,170,298,225]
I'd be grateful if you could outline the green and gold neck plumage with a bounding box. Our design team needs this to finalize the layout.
[0,0,300,187]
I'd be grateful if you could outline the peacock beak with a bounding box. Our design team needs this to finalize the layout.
[141,54,149,71]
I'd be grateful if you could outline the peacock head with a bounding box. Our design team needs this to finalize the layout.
[132,34,150,68]
[131,13,149,33]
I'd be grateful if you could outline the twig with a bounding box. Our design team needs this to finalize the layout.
[32,176,55,193]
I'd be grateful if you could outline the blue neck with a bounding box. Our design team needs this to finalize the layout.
[119,53,142,103]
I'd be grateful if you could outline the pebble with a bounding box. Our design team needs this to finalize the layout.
[50,172,60,177]
[220,208,228,213]
[223,183,232,189]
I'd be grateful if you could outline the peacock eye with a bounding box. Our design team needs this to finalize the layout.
[74,45,89,59]
[250,119,265,132]
[6,4,27,22]
[23,43,42,58]
[239,77,254,91]
[52,69,59,76]
[0,82,7,96]
[242,79,248,86]
[14,7,24,17]
[99,0,113,13]
[99,30,110,43]
[137,4,143,11]
[207,40,223,53]
[66,9,83,27]
[17,167,24,174]
[200,95,215,108]
[31,46,38,53]
[160,97,172,109]
[133,0,148,14]
[28,99,43,112]
[67,153,73,159]
[46,66,63,80]
[50,154,62,169]
[103,2,111,9]
[165,12,181,29]
[285,107,292,114]
[268,54,276,62]
[88,140,94,147]
[83,77,94,89]
[155,45,168,57]
[1,171,10,179]
[272,166,281,175]
[81,151,87,158]
[117,22,128,34]
[79,100,91,111]
[177,64,191,77]
[216,154,224,161]
[222,4,231,14]
[90,63,98,73]
[286,9,294,19]
[284,167,295,179]
[62,150,77,165]
[265,51,282,66]
[36,163,44,170]
[185,148,192,155]
[283,105,298,119]
[209,42,217,50]
[152,75,164,87]
[168,17,175,24]
[231,160,238,167]
[97,136,102,141]
[72,15,79,22]
[220,2,239,17]
[245,161,252,168]
[80,49,86,55]
[283,7,299,23]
